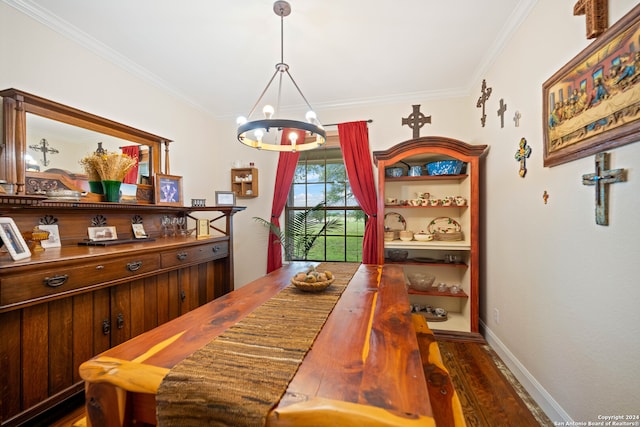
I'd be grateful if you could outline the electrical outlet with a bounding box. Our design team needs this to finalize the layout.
[493,308,500,324]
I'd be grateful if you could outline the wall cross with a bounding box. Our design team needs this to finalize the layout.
[476,79,492,127]
[402,104,431,138]
[497,99,507,128]
[582,152,625,225]
[514,137,531,177]
[574,0,608,39]
[28,138,59,167]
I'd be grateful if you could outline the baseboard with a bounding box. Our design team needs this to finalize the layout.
[480,320,572,423]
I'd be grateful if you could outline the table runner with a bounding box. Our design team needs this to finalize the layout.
[156,262,360,427]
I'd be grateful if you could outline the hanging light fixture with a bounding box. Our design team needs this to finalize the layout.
[236,0,326,152]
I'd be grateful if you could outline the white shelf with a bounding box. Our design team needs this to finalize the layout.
[384,240,470,251]
[415,311,470,332]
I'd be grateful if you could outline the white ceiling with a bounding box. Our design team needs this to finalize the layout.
[6,0,537,119]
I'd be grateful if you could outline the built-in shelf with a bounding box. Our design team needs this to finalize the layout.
[231,167,258,198]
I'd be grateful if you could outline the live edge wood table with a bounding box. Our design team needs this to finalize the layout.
[79,262,435,427]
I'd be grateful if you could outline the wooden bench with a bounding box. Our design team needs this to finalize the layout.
[412,314,466,427]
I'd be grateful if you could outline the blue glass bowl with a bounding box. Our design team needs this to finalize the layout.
[425,160,465,176]
[385,167,405,177]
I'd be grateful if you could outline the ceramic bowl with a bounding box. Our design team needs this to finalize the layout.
[413,233,433,242]
[385,167,404,177]
[399,230,414,241]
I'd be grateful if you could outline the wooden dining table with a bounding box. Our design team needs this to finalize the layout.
[79,262,435,427]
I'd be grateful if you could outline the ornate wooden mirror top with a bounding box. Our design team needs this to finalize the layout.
[0,88,171,202]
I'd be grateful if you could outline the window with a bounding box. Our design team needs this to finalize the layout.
[285,147,364,262]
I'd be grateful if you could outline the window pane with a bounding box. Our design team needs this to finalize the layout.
[306,183,325,207]
[326,183,346,207]
[291,184,307,207]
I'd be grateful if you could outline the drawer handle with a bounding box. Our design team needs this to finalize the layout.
[117,313,125,329]
[212,245,220,253]
[180,289,186,302]
[44,275,69,288]
[126,261,143,272]
[96,265,105,270]
[102,319,110,335]
[177,252,188,261]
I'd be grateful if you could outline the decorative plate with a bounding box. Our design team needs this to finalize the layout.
[384,212,406,231]
[427,217,461,234]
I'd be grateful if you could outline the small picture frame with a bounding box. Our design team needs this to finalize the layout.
[155,174,183,206]
[215,191,236,206]
[39,224,61,248]
[196,218,210,239]
[132,223,148,239]
[0,218,31,260]
[88,226,118,242]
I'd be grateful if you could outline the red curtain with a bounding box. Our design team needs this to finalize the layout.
[121,146,139,184]
[338,121,378,264]
[266,129,304,273]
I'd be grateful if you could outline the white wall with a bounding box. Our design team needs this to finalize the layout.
[2,0,639,422]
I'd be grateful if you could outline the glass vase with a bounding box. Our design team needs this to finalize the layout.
[102,180,122,202]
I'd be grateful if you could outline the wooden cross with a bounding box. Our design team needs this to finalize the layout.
[497,99,507,128]
[582,152,625,225]
[402,104,431,138]
[514,137,531,177]
[28,138,59,167]
[574,0,608,39]
[476,79,492,127]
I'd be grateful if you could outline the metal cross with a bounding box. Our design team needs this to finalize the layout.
[582,152,625,225]
[28,138,59,167]
[476,79,492,127]
[514,137,531,177]
[497,99,507,128]
[402,104,431,138]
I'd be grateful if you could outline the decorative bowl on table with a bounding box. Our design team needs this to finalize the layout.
[291,269,335,292]
[407,272,436,291]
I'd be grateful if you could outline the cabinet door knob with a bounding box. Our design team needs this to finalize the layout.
[116,313,125,329]
[180,289,186,302]
[212,245,220,253]
[126,261,143,271]
[177,252,188,260]
[43,275,69,287]
[102,319,111,335]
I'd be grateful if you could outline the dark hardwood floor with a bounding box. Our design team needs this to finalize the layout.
[47,340,552,427]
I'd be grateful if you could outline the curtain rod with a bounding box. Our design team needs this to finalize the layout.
[322,119,373,127]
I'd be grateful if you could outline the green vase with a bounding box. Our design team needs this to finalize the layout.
[89,181,104,194]
[102,180,122,202]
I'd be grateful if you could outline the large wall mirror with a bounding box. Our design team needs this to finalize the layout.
[0,88,171,203]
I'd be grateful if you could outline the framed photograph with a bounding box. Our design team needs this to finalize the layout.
[543,4,640,167]
[88,226,118,242]
[39,224,61,248]
[132,223,148,239]
[155,174,183,206]
[0,218,31,260]
[196,218,210,239]
[215,191,236,206]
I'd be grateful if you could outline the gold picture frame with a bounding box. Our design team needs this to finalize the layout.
[155,174,183,206]
[543,4,640,167]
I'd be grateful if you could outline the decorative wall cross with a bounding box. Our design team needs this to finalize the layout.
[28,138,59,167]
[514,137,531,177]
[573,0,608,39]
[513,111,521,127]
[476,79,492,127]
[402,104,431,138]
[582,152,625,225]
[497,99,507,128]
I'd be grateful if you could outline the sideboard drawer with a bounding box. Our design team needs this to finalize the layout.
[0,253,160,306]
[161,241,229,268]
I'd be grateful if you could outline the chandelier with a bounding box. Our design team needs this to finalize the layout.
[236,1,326,152]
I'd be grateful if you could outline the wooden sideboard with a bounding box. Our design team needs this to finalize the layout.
[0,195,244,427]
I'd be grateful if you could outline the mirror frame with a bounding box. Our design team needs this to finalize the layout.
[1,88,171,202]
